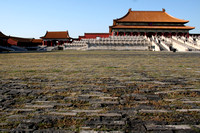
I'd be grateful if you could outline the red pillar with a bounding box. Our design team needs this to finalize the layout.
[187,33,189,38]
[117,32,119,36]
[124,32,126,36]
[131,32,133,36]
[169,33,171,37]
[51,41,52,46]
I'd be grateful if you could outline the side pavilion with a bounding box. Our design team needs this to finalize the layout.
[41,31,72,46]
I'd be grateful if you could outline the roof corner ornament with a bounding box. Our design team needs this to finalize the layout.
[129,8,132,12]
[162,8,166,12]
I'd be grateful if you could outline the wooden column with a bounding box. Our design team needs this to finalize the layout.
[187,33,189,38]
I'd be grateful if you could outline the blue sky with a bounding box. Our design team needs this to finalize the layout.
[0,0,199,39]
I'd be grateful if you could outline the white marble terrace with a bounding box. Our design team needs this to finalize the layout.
[64,35,200,51]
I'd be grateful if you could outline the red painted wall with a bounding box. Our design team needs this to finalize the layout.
[79,33,112,40]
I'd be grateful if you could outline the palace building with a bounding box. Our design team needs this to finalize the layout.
[41,31,72,46]
[109,9,195,37]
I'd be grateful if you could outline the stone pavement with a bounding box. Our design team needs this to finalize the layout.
[0,76,200,132]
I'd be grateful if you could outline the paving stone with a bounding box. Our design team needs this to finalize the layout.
[80,130,98,133]
[135,105,155,110]
[182,101,200,103]
[90,113,122,117]
[176,109,200,112]
[11,129,35,132]
[164,99,176,102]
[72,109,103,113]
[53,103,72,107]
[7,115,26,119]
[34,100,57,103]
[25,104,54,108]
[113,121,125,125]
[155,89,200,94]
[11,108,35,112]
[99,96,118,100]
[90,101,119,105]
[22,119,43,124]
[48,112,77,116]
[33,129,71,133]
[139,109,171,113]
[122,94,147,100]
[145,124,192,131]
[0,123,8,126]
[153,81,167,85]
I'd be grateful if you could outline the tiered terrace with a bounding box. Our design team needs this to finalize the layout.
[64,35,151,51]
[64,35,200,52]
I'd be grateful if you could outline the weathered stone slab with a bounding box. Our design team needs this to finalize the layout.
[122,94,147,100]
[11,129,34,132]
[139,109,171,113]
[33,129,71,133]
[164,99,176,102]
[80,130,98,133]
[11,109,35,112]
[72,109,103,113]
[194,125,200,128]
[53,103,72,107]
[7,115,26,119]
[79,94,102,98]
[88,113,122,117]
[22,119,43,123]
[96,113,121,117]
[90,101,119,105]
[176,109,200,112]
[49,112,77,116]
[155,89,185,94]
[182,101,200,103]
[113,121,125,125]
[145,124,192,131]
[134,101,149,104]
[0,123,8,126]
[155,89,200,94]
[99,96,118,100]
[25,104,54,108]
[34,100,57,103]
